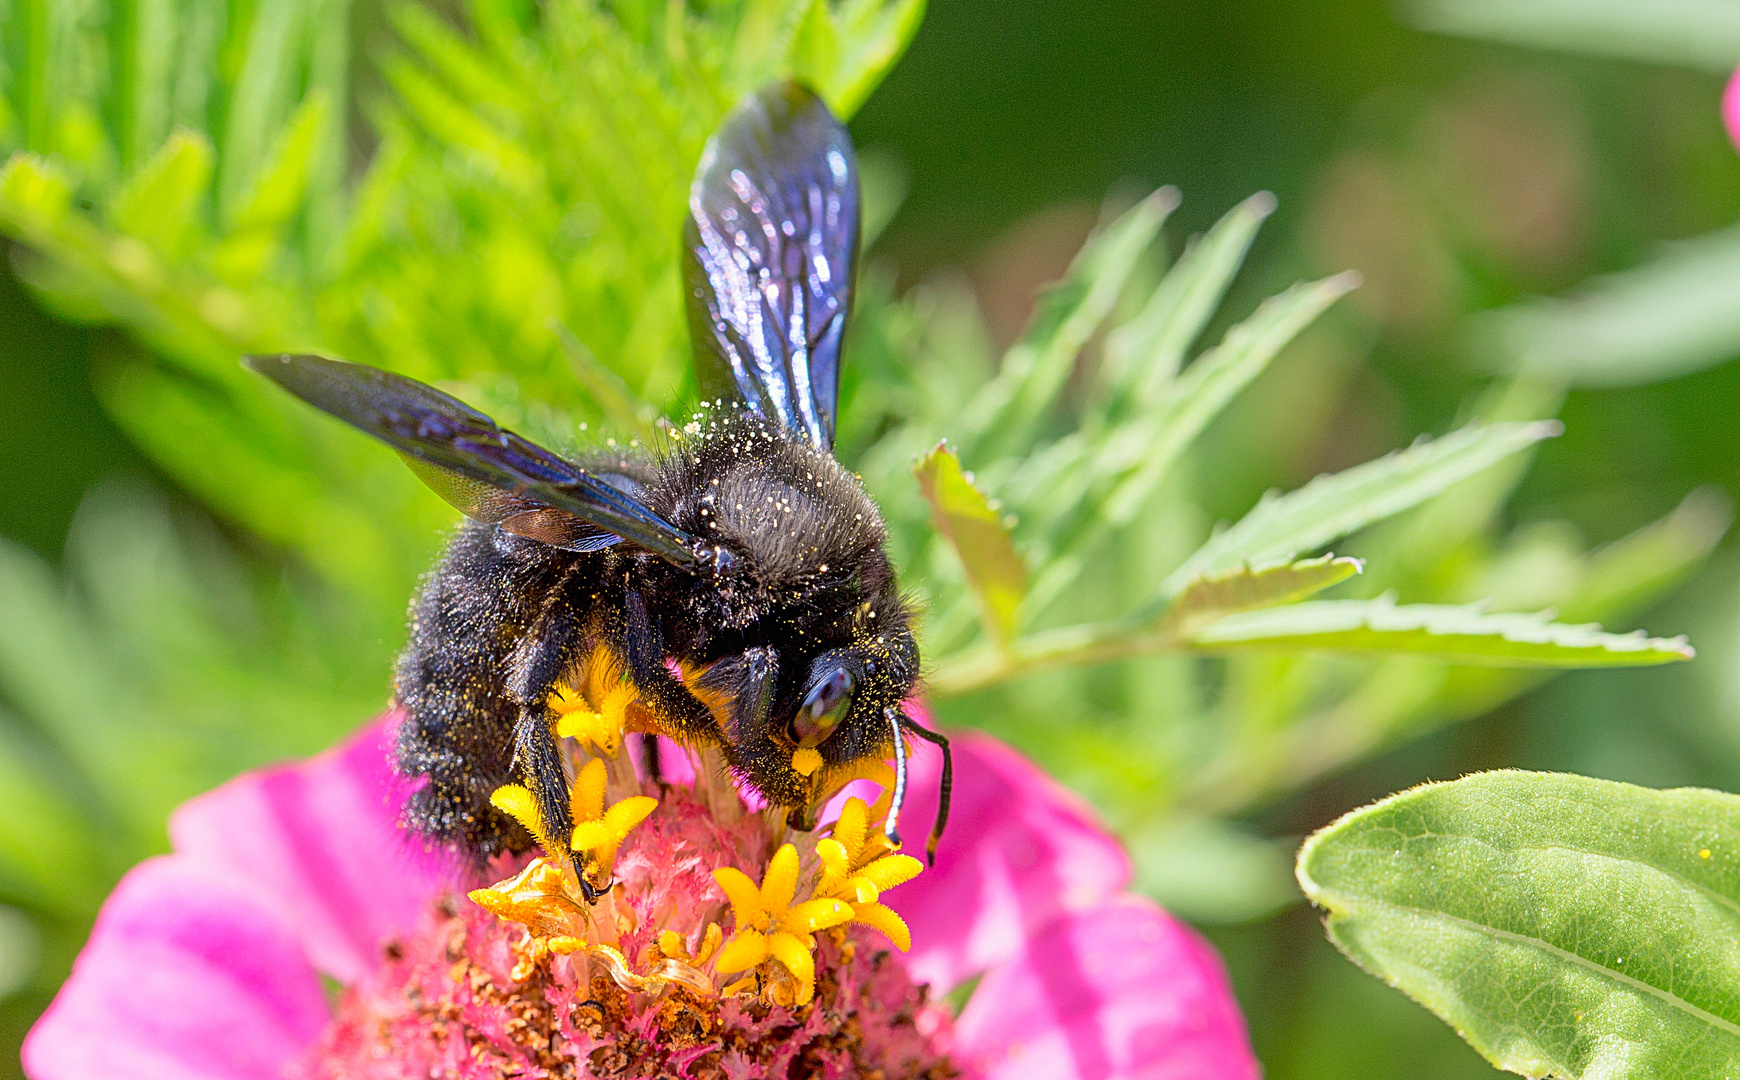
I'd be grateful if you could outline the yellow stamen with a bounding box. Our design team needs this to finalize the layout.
[712,844,852,1006]
[659,923,723,967]
[468,857,587,939]
[549,648,639,758]
[490,784,564,861]
[815,797,924,951]
[569,758,658,890]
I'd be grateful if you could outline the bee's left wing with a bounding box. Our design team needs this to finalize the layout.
[244,354,707,571]
[684,81,859,451]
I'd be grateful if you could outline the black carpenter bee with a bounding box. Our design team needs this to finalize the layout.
[245,81,950,885]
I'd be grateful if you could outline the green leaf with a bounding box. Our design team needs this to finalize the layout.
[1189,596,1693,666]
[108,128,215,254]
[1466,224,1740,388]
[1148,554,1363,634]
[914,442,1026,643]
[1561,486,1732,624]
[1299,770,1740,1078]
[1161,421,1561,600]
[1408,0,1740,74]
[1102,190,1274,405]
[1098,270,1361,528]
[957,188,1177,459]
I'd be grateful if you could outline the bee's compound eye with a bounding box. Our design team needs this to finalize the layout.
[792,667,854,747]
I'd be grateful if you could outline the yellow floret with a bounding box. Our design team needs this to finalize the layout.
[712,844,853,1006]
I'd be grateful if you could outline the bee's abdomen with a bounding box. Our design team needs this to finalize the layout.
[393,521,578,863]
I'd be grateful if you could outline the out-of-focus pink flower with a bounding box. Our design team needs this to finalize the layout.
[23,713,1259,1080]
[1726,65,1740,152]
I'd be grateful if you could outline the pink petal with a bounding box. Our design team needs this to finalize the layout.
[22,856,329,1080]
[1726,65,1740,151]
[895,719,1130,991]
[168,714,451,983]
[953,897,1258,1080]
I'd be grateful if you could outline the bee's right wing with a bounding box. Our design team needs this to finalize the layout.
[244,354,705,571]
[684,81,858,452]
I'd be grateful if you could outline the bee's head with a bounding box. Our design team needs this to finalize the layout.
[686,586,923,822]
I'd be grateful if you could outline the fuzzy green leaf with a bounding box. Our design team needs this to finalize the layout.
[1161,421,1561,600]
[1299,770,1740,1078]
[1189,597,1693,665]
[914,442,1026,643]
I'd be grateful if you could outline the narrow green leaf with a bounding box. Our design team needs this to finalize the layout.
[914,442,1026,644]
[1149,554,1362,635]
[1099,271,1360,527]
[217,0,304,215]
[1562,486,1731,624]
[225,91,327,234]
[815,0,925,117]
[1299,770,1740,1078]
[1408,0,1740,74]
[1162,421,1561,600]
[1466,224,1740,388]
[107,128,214,254]
[1102,190,1274,404]
[958,188,1177,459]
[1189,596,1692,666]
[0,152,75,227]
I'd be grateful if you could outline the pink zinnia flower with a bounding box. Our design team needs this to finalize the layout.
[22,706,1258,1079]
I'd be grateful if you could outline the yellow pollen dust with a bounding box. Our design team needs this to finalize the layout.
[713,844,853,1007]
[791,746,824,777]
[815,797,924,951]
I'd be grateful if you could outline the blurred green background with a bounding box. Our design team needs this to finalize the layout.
[3,0,1740,1076]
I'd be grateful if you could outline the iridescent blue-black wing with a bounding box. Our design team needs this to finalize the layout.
[244,354,704,570]
[683,81,859,451]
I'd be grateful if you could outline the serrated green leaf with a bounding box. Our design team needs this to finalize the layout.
[1299,770,1740,1078]
[914,442,1025,643]
[1161,421,1561,600]
[813,0,925,116]
[1102,190,1274,405]
[107,128,214,254]
[217,0,306,214]
[1098,270,1360,527]
[1149,554,1363,635]
[958,188,1177,459]
[1189,596,1692,665]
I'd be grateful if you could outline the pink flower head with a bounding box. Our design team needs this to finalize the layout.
[1727,65,1740,152]
[24,706,1259,1080]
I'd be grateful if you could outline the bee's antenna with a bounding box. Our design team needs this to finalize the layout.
[898,714,952,867]
[884,706,908,850]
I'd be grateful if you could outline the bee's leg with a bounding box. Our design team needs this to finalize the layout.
[640,733,663,784]
[617,588,728,746]
[505,597,586,875]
